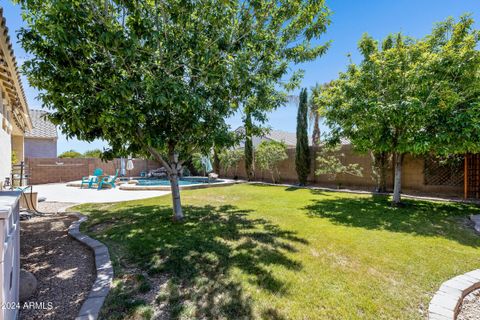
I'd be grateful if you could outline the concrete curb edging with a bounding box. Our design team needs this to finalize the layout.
[247,181,480,204]
[428,269,480,319]
[428,216,480,319]
[64,210,113,320]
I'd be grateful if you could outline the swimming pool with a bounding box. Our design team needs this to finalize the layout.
[118,176,235,191]
[136,177,222,186]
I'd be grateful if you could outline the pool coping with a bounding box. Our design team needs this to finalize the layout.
[59,206,113,320]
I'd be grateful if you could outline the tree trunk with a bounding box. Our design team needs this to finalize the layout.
[165,149,184,221]
[392,153,403,205]
[312,113,321,147]
[244,112,254,181]
[168,166,184,221]
[379,162,387,193]
[213,149,220,174]
[372,152,388,193]
[143,140,184,221]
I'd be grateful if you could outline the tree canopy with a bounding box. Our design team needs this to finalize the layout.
[83,149,103,158]
[58,150,83,159]
[17,0,332,219]
[319,15,480,204]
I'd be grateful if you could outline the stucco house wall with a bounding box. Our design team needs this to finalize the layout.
[25,138,57,158]
[0,124,11,185]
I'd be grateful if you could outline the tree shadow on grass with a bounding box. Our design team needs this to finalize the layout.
[84,204,306,319]
[303,194,480,247]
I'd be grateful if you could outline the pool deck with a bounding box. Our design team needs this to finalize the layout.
[32,183,169,203]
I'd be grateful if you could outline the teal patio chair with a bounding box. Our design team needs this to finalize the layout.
[81,168,103,189]
[98,169,119,190]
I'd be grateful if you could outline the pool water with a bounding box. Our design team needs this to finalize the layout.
[136,177,221,186]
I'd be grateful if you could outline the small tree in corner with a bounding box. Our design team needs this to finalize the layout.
[219,149,243,178]
[296,88,310,185]
[256,141,288,184]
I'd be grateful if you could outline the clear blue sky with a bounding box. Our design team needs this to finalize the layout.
[2,0,478,153]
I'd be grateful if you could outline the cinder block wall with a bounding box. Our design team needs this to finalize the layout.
[26,158,161,185]
[223,146,463,197]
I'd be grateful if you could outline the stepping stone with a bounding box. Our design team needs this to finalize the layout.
[470,215,480,233]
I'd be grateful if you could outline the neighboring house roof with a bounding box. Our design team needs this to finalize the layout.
[234,126,350,147]
[266,129,298,146]
[235,126,298,146]
[25,109,58,139]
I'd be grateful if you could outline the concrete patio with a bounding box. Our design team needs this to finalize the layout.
[31,183,169,203]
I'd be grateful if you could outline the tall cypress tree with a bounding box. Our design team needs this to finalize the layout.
[295,88,310,185]
[244,111,254,181]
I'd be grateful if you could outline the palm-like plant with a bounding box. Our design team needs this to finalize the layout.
[309,84,328,147]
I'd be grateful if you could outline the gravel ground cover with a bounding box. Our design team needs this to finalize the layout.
[458,289,480,320]
[19,202,95,320]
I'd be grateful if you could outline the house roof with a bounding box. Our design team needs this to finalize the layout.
[0,7,32,131]
[265,129,298,146]
[235,126,310,146]
[25,109,57,139]
[234,126,350,147]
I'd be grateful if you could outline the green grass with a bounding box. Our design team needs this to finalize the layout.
[74,184,480,320]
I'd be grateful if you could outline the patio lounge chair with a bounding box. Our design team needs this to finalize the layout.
[98,169,119,190]
[81,168,104,189]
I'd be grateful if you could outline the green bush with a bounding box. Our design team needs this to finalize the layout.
[83,149,103,158]
[219,149,243,177]
[255,141,288,184]
[58,150,82,158]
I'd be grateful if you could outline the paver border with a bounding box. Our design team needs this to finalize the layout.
[59,206,113,320]
[428,269,480,319]
[429,215,480,319]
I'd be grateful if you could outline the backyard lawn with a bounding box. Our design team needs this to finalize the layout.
[74,184,480,319]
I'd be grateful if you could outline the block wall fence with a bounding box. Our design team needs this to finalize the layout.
[26,158,160,185]
[25,146,463,198]
[222,145,463,197]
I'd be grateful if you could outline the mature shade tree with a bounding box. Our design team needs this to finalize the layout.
[322,16,480,205]
[295,88,310,185]
[17,0,332,220]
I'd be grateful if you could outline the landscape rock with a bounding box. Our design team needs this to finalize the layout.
[19,269,37,301]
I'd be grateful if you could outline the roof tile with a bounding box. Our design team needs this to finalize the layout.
[25,109,57,139]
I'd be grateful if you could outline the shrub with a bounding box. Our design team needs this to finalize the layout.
[256,141,288,184]
[58,150,82,158]
[83,149,103,158]
[219,149,243,177]
[315,145,362,181]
